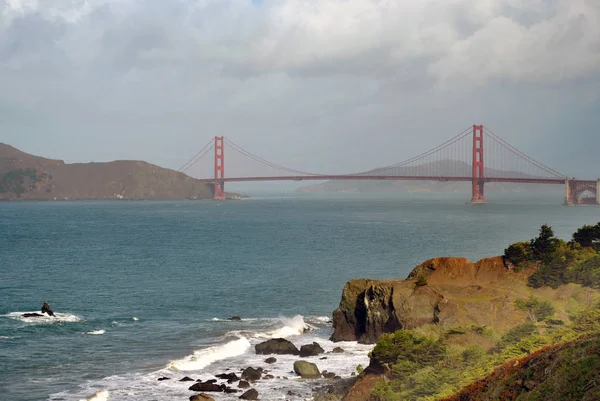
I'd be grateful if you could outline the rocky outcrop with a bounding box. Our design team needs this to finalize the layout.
[299,342,325,357]
[255,338,300,355]
[331,257,533,343]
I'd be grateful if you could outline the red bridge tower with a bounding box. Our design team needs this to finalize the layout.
[214,136,225,200]
[471,124,485,204]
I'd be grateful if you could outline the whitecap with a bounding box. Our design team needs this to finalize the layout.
[86,330,105,335]
[168,337,251,371]
[4,311,81,324]
[254,315,312,338]
[132,317,139,321]
[78,389,109,401]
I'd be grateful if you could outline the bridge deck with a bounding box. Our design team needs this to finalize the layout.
[196,176,571,184]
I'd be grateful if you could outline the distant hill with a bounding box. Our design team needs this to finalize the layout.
[0,143,212,200]
[297,160,560,194]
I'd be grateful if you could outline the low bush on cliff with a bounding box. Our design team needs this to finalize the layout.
[368,303,600,401]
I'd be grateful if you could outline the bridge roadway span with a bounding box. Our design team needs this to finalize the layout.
[196,175,577,185]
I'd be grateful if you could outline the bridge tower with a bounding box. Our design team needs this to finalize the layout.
[471,124,485,204]
[214,136,225,200]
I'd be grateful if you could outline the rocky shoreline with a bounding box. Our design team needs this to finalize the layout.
[152,337,353,401]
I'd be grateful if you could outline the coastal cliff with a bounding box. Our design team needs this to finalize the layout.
[326,250,600,401]
[331,256,539,344]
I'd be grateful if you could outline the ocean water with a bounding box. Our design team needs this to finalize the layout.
[1,193,598,401]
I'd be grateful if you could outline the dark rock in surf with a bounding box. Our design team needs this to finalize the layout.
[241,367,262,382]
[188,382,224,392]
[299,342,325,357]
[264,357,277,364]
[239,388,259,400]
[180,376,195,382]
[332,347,345,353]
[190,394,215,401]
[216,372,240,383]
[238,380,250,389]
[255,338,300,355]
[229,316,242,321]
[323,371,336,379]
[157,377,170,381]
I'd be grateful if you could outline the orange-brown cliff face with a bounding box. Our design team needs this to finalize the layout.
[331,256,535,344]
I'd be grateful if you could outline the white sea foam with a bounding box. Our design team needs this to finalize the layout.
[254,315,311,338]
[4,311,81,324]
[0,336,17,340]
[86,330,105,335]
[132,317,139,321]
[78,389,109,401]
[168,337,251,371]
[50,315,374,401]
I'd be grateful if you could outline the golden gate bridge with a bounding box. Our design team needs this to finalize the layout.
[178,125,599,205]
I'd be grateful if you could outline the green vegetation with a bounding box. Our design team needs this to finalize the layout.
[369,303,600,401]
[0,168,41,197]
[501,222,600,289]
[368,222,600,401]
[515,297,555,322]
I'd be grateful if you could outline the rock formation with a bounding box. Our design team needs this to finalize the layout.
[331,256,539,344]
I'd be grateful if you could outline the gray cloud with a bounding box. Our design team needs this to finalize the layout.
[0,0,599,181]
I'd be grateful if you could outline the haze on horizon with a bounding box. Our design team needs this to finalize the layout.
[1,0,599,189]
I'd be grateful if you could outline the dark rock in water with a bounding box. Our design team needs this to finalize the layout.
[205,379,217,384]
[263,374,274,379]
[190,394,215,401]
[238,380,250,389]
[157,377,170,381]
[332,347,345,353]
[229,316,242,321]
[287,390,296,396]
[180,376,195,382]
[224,387,239,394]
[255,338,300,355]
[216,372,240,383]
[21,313,44,318]
[239,388,259,400]
[293,360,321,379]
[299,342,325,357]
[241,367,262,382]
[188,382,224,392]
[320,357,328,360]
[323,372,336,379]
[264,357,277,364]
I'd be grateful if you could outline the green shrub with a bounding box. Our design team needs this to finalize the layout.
[515,297,555,322]
[504,241,534,268]
[569,255,600,289]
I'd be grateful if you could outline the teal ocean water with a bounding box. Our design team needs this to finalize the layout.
[1,194,598,401]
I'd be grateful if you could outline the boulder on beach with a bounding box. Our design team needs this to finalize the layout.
[255,338,300,355]
[299,342,325,357]
[239,388,259,400]
[190,394,215,401]
[241,367,262,382]
[188,382,223,392]
[216,372,239,383]
[293,360,321,379]
[238,380,250,388]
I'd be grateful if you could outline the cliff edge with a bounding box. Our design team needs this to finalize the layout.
[331,256,587,344]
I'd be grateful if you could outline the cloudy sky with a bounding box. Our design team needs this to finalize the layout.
[1,0,599,179]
